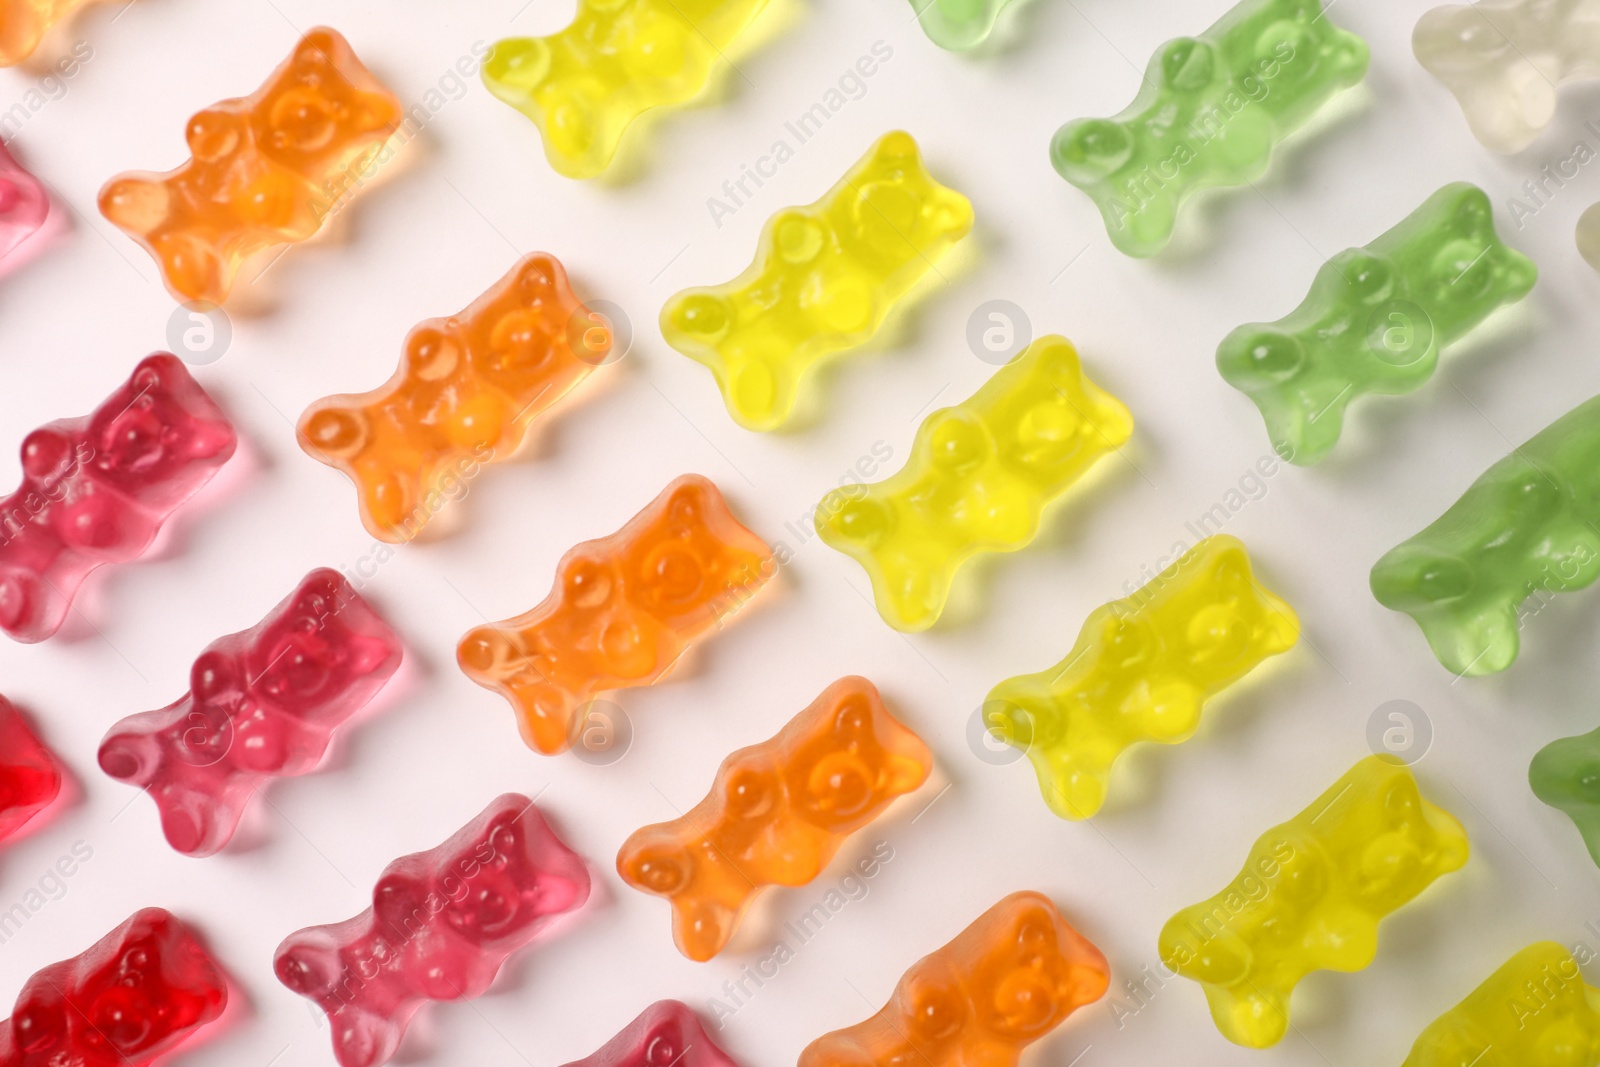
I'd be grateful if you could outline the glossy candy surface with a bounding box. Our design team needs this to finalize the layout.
[1371,394,1600,676]
[1531,722,1600,868]
[300,254,608,542]
[1401,941,1600,1067]
[482,0,770,179]
[0,0,92,66]
[98,569,403,857]
[1218,183,1536,465]
[911,0,1019,51]
[458,475,772,755]
[662,131,973,432]
[1414,0,1600,154]
[1159,755,1469,1048]
[0,908,227,1067]
[798,891,1110,1067]
[618,677,931,961]
[816,335,1132,633]
[275,795,590,1067]
[0,142,49,265]
[99,28,402,305]
[562,1001,742,1067]
[0,354,236,644]
[0,697,61,845]
[1050,0,1369,258]
[1580,201,1600,272]
[987,536,1298,820]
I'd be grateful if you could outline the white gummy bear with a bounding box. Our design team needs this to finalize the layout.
[1414,0,1600,153]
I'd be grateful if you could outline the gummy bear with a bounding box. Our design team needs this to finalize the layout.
[0,907,228,1067]
[1158,755,1469,1049]
[0,142,49,266]
[275,794,590,1067]
[562,1001,743,1067]
[481,0,771,180]
[0,353,236,644]
[662,131,974,432]
[1530,722,1600,868]
[0,697,61,846]
[1580,201,1600,273]
[798,891,1110,1067]
[0,0,93,67]
[1370,394,1600,677]
[299,254,608,542]
[458,475,772,755]
[816,335,1132,633]
[986,535,1298,821]
[910,0,1020,51]
[98,568,403,857]
[1219,183,1537,465]
[618,676,932,962]
[1050,0,1369,258]
[1400,941,1600,1067]
[99,27,402,305]
[1414,0,1600,155]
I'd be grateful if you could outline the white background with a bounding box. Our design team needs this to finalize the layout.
[0,0,1594,1064]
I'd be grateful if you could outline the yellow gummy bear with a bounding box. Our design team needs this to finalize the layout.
[1159,755,1469,1049]
[816,334,1132,633]
[481,0,770,179]
[986,536,1299,820]
[1402,942,1600,1067]
[662,131,974,431]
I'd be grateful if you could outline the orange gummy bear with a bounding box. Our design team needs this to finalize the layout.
[0,0,93,66]
[800,891,1110,1066]
[298,254,607,542]
[99,27,402,305]
[458,475,772,755]
[617,677,932,962]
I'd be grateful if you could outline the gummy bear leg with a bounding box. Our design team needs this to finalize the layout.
[1029,746,1111,821]
[1203,980,1290,1049]
[1423,603,1520,677]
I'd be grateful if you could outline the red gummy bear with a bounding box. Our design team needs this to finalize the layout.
[0,142,48,265]
[97,568,403,857]
[275,794,591,1067]
[0,907,228,1067]
[563,1001,742,1067]
[0,353,236,643]
[0,697,61,845]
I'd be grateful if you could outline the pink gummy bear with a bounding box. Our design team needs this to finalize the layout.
[564,1001,743,1067]
[0,696,61,845]
[97,568,403,857]
[275,794,592,1067]
[0,142,47,265]
[0,907,229,1067]
[0,353,236,643]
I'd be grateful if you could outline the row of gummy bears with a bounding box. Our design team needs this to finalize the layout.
[1,0,1599,1065]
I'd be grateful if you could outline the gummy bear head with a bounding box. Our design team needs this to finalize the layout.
[10,910,227,1065]
[994,336,1133,486]
[624,477,770,627]
[1171,541,1297,680]
[252,29,402,177]
[1413,4,1515,78]
[85,355,236,496]
[1421,187,1537,320]
[839,131,974,269]
[458,254,590,401]
[242,569,399,721]
[786,681,930,832]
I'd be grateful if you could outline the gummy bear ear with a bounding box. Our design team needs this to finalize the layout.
[514,255,559,298]
[1159,37,1217,92]
[1051,119,1134,186]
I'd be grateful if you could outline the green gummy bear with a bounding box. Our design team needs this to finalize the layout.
[909,0,1016,51]
[1531,724,1600,869]
[1218,183,1536,465]
[1049,0,1369,258]
[1371,395,1600,677]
